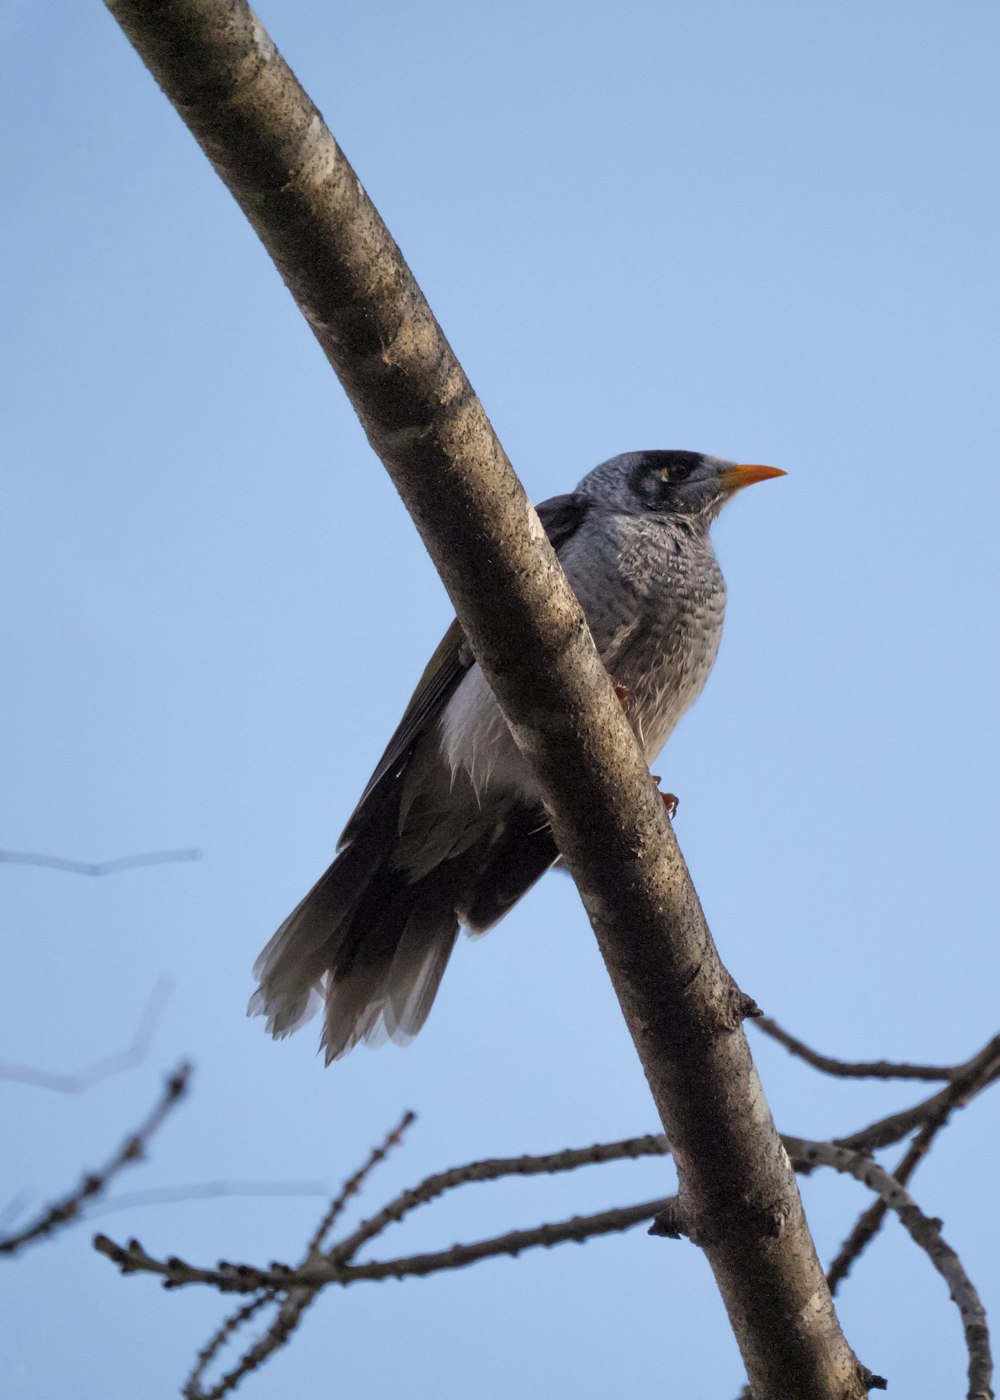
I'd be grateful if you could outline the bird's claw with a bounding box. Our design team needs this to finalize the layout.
[611,677,631,713]
[650,775,679,819]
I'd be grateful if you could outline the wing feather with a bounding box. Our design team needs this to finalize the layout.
[339,491,592,845]
[339,618,471,845]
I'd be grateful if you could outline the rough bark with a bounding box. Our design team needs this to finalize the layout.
[101,2,872,1394]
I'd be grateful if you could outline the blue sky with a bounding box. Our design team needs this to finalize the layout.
[3,2,999,1396]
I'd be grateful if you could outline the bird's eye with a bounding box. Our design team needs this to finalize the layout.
[659,467,670,483]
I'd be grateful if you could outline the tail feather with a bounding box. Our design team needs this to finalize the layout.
[321,893,460,1061]
[249,788,402,1038]
[320,834,478,1059]
[251,786,558,1057]
[461,809,559,932]
[381,892,461,1043]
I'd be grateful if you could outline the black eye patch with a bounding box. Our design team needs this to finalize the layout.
[655,456,695,485]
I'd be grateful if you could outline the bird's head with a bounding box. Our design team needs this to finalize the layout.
[579,450,786,528]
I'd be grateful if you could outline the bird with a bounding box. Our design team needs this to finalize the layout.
[249,450,785,1061]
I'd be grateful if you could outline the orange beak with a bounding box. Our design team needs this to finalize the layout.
[719,463,787,493]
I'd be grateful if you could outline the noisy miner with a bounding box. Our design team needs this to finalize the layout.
[250,449,785,1060]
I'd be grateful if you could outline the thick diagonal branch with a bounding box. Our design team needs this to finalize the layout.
[100,3,867,1394]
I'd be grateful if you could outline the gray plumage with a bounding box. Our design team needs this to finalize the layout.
[249,450,783,1060]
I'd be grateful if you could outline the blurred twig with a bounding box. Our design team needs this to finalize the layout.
[0,976,173,1091]
[87,1181,331,1218]
[0,848,201,877]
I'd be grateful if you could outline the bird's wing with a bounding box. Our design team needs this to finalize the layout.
[339,490,593,847]
[339,617,471,846]
[534,491,594,551]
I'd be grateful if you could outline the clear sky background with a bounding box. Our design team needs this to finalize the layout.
[3,2,999,1397]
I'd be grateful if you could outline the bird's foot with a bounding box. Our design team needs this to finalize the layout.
[611,676,631,713]
[650,775,679,819]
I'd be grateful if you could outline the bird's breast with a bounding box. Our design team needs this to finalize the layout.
[567,515,726,761]
[618,593,725,760]
[437,514,726,798]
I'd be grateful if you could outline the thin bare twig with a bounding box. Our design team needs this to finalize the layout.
[827,1037,1000,1292]
[330,1131,671,1266]
[184,1112,416,1400]
[786,1138,992,1400]
[96,1131,677,1298]
[180,1129,671,1398]
[306,1110,415,1258]
[96,1079,1000,1294]
[755,1018,957,1082]
[1,1063,190,1257]
[0,848,201,877]
[153,1133,671,1295]
[185,1292,307,1400]
[186,1294,278,1400]
[96,1194,672,1294]
[826,1136,929,1299]
[0,977,173,1091]
[94,1069,1000,1400]
[839,1033,1000,1154]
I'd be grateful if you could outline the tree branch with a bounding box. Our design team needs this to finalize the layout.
[88,1036,999,1399]
[826,1034,1000,1292]
[94,1094,999,1399]
[0,977,173,1092]
[182,1111,417,1400]
[0,848,201,877]
[97,1123,677,1397]
[0,1064,190,1257]
[175,1196,672,1399]
[303,1110,415,1258]
[94,1195,673,1293]
[185,1292,278,1400]
[100,1,867,1392]
[839,1033,1000,1155]
[329,1130,672,1264]
[785,1139,992,1400]
[754,1018,957,1082]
